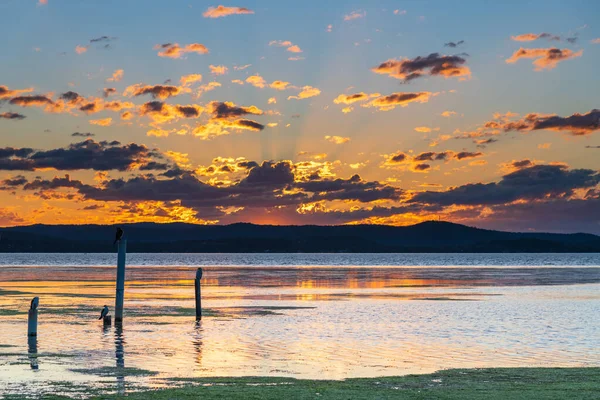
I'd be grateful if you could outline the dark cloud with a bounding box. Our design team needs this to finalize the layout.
[9,95,54,107]
[211,101,262,119]
[124,84,188,100]
[372,53,470,82]
[90,36,117,43]
[0,140,170,172]
[103,88,117,98]
[444,40,465,48]
[413,163,430,171]
[0,175,28,190]
[505,109,600,136]
[454,151,483,160]
[585,145,600,149]
[0,112,26,120]
[411,164,600,206]
[71,132,95,137]
[512,159,533,169]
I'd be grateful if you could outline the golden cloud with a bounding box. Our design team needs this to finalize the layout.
[333,92,380,105]
[344,10,366,21]
[106,69,124,82]
[325,135,350,144]
[269,40,303,53]
[209,65,228,75]
[246,75,266,88]
[203,5,254,18]
[363,91,435,111]
[154,43,209,59]
[269,80,290,90]
[180,74,203,86]
[506,47,583,70]
[0,85,34,99]
[89,117,112,126]
[288,86,321,100]
[123,84,191,99]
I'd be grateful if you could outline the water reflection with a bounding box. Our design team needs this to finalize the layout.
[192,321,203,367]
[114,324,125,395]
[27,336,38,370]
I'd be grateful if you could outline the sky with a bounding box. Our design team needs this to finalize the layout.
[0,0,599,233]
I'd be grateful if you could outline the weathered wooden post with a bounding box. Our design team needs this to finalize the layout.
[103,315,112,326]
[195,268,203,321]
[27,297,39,337]
[115,239,127,324]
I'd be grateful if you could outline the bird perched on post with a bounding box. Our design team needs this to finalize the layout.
[99,305,109,320]
[114,227,124,245]
[30,297,39,311]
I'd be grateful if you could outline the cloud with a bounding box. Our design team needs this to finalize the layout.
[71,132,95,137]
[89,117,112,126]
[196,82,221,98]
[592,38,600,44]
[203,5,254,18]
[0,139,170,172]
[106,69,124,82]
[154,43,209,59]
[362,91,434,111]
[372,53,471,82]
[209,65,228,75]
[0,85,34,99]
[246,75,267,88]
[269,40,303,54]
[269,81,290,90]
[441,111,457,117]
[393,9,406,15]
[234,64,251,70]
[412,164,600,207]
[288,86,321,100]
[326,24,333,32]
[268,97,277,104]
[0,112,26,120]
[444,40,464,48]
[75,45,88,54]
[504,109,600,136]
[344,10,366,21]
[121,111,134,120]
[139,101,204,124]
[511,33,561,42]
[506,47,583,70]
[190,101,264,140]
[414,126,432,133]
[123,84,190,99]
[103,88,117,98]
[180,74,203,86]
[9,94,54,107]
[333,92,380,105]
[325,135,350,144]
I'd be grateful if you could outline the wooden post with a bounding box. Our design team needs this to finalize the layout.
[195,268,203,321]
[103,315,112,326]
[27,297,39,337]
[115,239,127,323]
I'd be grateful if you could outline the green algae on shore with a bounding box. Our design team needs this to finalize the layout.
[11,368,600,400]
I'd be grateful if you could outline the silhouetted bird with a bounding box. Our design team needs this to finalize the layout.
[99,305,109,320]
[30,297,39,311]
[114,227,124,245]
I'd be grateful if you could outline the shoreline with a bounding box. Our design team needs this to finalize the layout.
[33,368,600,399]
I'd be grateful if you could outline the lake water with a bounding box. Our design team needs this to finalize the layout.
[1,253,599,398]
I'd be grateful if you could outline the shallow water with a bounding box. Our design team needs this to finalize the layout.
[0,253,599,398]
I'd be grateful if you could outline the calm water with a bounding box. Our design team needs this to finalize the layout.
[1,253,599,398]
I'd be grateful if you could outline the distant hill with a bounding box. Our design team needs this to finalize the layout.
[0,221,599,253]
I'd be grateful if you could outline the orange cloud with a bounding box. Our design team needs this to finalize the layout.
[106,69,124,82]
[344,10,366,21]
[209,65,228,75]
[372,54,471,82]
[139,102,204,124]
[325,135,350,144]
[288,86,321,100]
[333,92,380,105]
[441,111,457,117]
[196,82,221,98]
[154,43,209,59]
[123,84,191,99]
[203,5,254,18]
[121,111,134,120]
[0,85,34,99]
[268,97,277,104]
[89,117,112,126]
[506,48,583,70]
[269,81,290,90]
[538,143,552,149]
[246,75,266,88]
[75,45,88,54]
[363,92,435,111]
[231,79,244,85]
[592,38,600,44]
[180,74,203,86]
[414,126,432,133]
[511,33,560,42]
[269,40,303,53]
